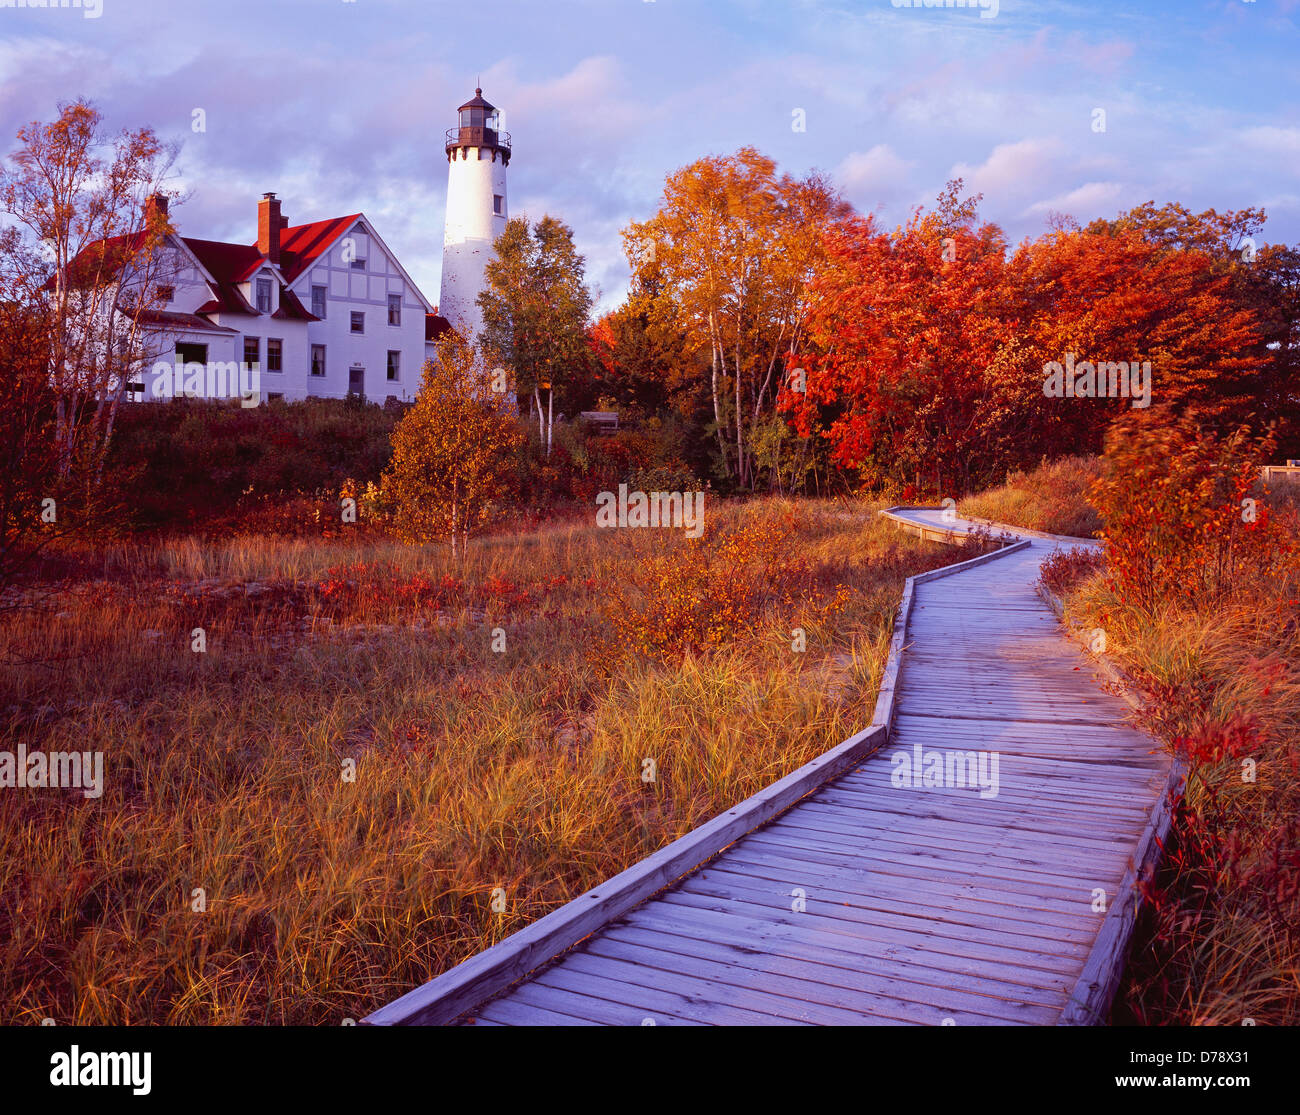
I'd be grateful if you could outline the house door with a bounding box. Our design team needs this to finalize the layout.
[176,342,208,365]
[348,367,365,398]
[171,342,209,400]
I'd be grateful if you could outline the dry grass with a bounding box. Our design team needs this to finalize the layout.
[1053,492,1300,1025]
[960,456,1103,538]
[0,497,979,1024]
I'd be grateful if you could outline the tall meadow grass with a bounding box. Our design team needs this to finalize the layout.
[0,498,969,1023]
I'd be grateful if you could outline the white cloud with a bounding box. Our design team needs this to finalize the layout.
[950,137,1067,203]
[835,145,916,215]
[1239,125,1300,154]
[1026,180,1127,217]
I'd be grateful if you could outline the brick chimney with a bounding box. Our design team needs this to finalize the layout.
[144,192,169,229]
[258,192,282,264]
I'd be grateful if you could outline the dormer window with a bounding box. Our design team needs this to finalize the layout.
[255,278,272,313]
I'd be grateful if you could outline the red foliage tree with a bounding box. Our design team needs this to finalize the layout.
[784,192,1269,494]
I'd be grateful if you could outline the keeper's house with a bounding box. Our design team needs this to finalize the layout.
[90,192,452,403]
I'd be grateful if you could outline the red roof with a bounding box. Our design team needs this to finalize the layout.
[46,230,148,290]
[273,286,318,321]
[182,237,266,284]
[181,237,266,317]
[425,312,454,341]
[275,214,363,284]
[195,286,256,317]
[56,211,368,323]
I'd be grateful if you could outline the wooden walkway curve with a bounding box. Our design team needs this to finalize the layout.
[366,508,1176,1026]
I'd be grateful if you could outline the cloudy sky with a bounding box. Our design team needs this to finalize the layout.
[1,0,1297,313]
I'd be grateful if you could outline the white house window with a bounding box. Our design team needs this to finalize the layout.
[255,278,272,313]
[267,338,282,373]
[493,195,503,215]
[351,312,364,334]
[388,294,402,326]
[350,257,367,271]
[311,285,327,318]
[243,336,260,367]
[157,285,175,303]
[387,350,400,381]
[311,344,326,376]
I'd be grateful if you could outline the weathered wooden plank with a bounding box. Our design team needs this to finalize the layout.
[836,773,1161,815]
[535,954,840,1025]
[845,755,1162,795]
[657,887,1087,976]
[816,780,1152,828]
[621,902,1076,1000]
[740,828,1115,904]
[672,873,1092,963]
[373,508,1172,1027]
[616,905,1073,1005]
[807,792,1148,844]
[493,976,709,1026]
[719,842,1103,923]
[749,825,1121,907]
[473,995,600,1027]
[771,801,1137,865]
[580,932,1053,1025]
[692,856,1100,941]
[565,938,926,1025]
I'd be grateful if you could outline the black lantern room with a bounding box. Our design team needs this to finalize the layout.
[445,88,512,164]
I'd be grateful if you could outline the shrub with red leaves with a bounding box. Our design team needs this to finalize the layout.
[1038,545,1106,597]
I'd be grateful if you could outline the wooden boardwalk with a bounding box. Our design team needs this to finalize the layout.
[366,508,1175,1026]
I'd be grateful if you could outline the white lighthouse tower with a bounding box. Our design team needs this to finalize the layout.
[439,87,510,346]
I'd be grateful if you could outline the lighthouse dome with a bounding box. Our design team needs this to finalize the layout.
[457,88,497,129]
[446,87,510,162]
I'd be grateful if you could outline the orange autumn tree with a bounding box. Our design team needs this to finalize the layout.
[0,237,65,591]
[782,187,1016,495]
[384,334,524,557]
[625,146,851,488]
[786,186,1268,494]
[585,264,699,420]
[1009,225,1262,435]
[1090,412,1293,615]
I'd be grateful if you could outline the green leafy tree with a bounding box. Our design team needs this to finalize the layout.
[478,215,593,455]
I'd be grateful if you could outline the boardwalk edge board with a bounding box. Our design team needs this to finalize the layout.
[880,504,1106,547]
[363,518,1029,1025]
[1035,580,1188,1026]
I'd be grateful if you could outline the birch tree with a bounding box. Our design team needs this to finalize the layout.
[0,99,180,489]
[624,147,850,488]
